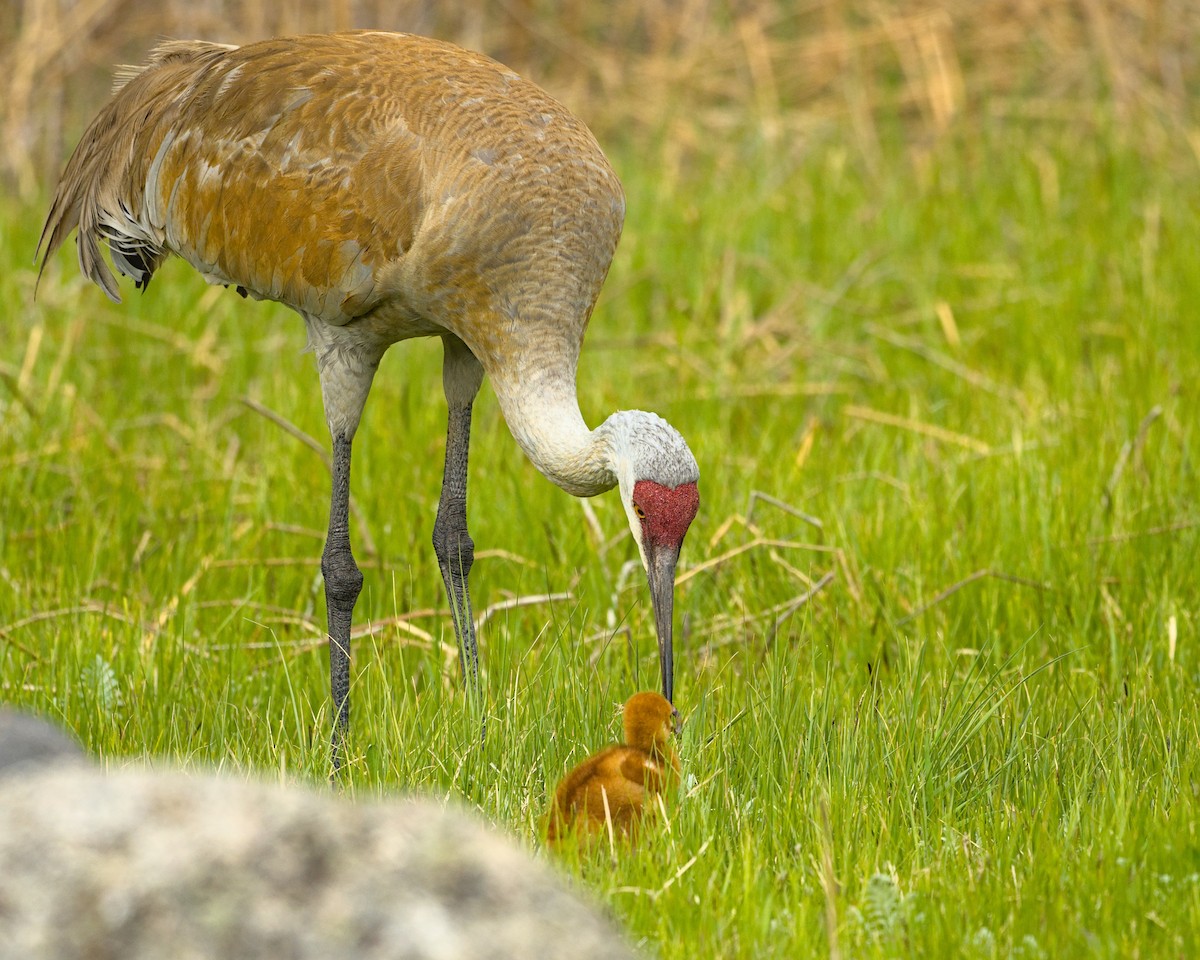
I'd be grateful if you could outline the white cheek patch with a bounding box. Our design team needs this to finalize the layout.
[618,470,649,570]
[622,504,647,569]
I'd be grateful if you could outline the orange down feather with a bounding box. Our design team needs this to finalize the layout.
[546,691,681,847]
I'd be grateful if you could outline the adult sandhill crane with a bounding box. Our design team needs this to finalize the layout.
[38,31,700,769]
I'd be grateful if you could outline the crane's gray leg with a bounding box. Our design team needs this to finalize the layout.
[323,432,361,772]
[309,321,383,776]
[432,336,484,701]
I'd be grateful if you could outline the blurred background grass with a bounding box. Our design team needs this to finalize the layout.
[3,0,1198,196]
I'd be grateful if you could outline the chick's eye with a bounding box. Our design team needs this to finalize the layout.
[633,503,646,520]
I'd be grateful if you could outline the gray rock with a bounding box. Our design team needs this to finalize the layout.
[0,709,85,777]
[0,766,637,959]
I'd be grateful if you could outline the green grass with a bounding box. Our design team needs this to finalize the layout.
[3,109,1199,958]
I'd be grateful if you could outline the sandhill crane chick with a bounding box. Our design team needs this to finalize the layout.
[546,691,681,847]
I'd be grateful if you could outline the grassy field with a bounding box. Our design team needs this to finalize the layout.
[3,93,1199,957]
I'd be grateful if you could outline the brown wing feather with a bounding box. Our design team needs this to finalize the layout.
[546,742,684,845]
[550,747,621,814]
[38,31,624,344]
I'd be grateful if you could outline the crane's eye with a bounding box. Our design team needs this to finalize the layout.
[633,503,646,520]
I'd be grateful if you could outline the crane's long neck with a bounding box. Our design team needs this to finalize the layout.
[491,373,616,498]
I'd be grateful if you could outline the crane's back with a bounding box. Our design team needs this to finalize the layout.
[39,32,626,367]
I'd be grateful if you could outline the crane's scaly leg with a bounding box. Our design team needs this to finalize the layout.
[309,320,382,776]
[432,337,484,701]
[323,433,361,772]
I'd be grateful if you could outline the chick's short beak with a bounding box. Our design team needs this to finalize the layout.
[646,540,681,704]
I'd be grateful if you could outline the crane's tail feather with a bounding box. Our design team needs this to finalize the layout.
[36,159,124,303]
[36,161,122,303]
[37,38,237,302]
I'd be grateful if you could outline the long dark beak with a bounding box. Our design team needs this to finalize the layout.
[645,541,681,704]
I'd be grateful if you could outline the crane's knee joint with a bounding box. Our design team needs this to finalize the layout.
[432,525,474,576]
[322,549,364,604]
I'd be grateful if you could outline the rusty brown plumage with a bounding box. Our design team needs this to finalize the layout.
[546,692,681,847]
[40,33,699,771]
[38,31,623,371]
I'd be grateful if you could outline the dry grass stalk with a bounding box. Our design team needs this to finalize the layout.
[897,567,1052,626]
[844,403,991,455]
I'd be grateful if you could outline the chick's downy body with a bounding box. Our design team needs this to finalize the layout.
[546,692,680,845]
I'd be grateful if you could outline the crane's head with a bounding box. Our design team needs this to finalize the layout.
[606,411,700,705]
